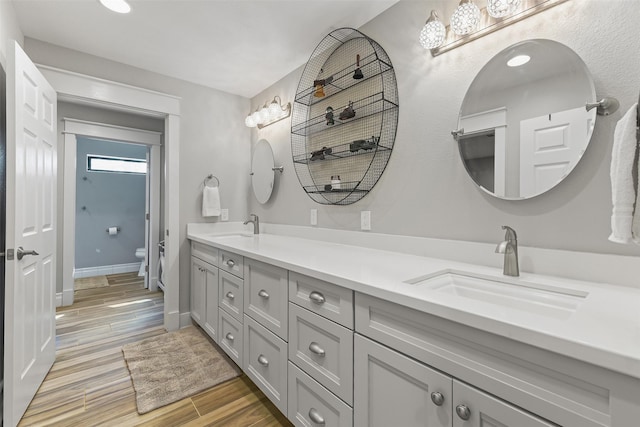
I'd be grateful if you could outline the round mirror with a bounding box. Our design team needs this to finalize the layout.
[251,139,275,204]
[456,39,596,200]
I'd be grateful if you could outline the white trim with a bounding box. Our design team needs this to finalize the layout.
[55,293,62,308]
[73,262,140,278]
[148,145,161,291]
[64,118,162,146]
[179,312,193,329]
[41,65,181,332]
[62,132,77,306]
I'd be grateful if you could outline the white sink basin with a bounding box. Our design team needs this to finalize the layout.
[405,270,588,319]
[206,232,254,238]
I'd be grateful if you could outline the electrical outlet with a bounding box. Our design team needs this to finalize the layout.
[310,209,318,226]
[221,209,229,221]
[361,211,371,231]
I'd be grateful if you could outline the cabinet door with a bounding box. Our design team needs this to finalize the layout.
[452,381,555,427]
[203,263,219,342]
[190,256,206,326]
[219,270,244,322]
[244,258,289,341]
[354,334,452,427]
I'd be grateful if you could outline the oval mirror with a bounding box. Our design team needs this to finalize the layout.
[456,39,596,200]
[251,139,275,204]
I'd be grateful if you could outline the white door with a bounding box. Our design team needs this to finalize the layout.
[4,41,57,427]
[519,107,591,198]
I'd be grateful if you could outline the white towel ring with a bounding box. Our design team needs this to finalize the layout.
[203,174,220,188]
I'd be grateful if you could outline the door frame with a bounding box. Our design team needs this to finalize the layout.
[61,119,162,306]
[38,64,182,331]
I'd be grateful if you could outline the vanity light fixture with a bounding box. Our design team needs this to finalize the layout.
[244,96,291,129]
[99,0,131,14]
[422,0,569,56]
[507,54,530,67]
[419,10,447,49]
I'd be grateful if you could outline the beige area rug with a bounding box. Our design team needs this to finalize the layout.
[122,326,241,414]
[74,275,109,290]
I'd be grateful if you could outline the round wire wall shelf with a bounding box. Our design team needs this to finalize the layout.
[291,28,399,205]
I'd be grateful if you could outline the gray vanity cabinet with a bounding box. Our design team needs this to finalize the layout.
[244,258,289,341]
[190,251,219,341]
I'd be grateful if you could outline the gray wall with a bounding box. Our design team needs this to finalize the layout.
[248,0,640,259]
[25,39,252,313]
[75,137,146,269]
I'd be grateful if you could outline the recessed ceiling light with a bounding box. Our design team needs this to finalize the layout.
[507,54,530,67]
[99,0,131,14]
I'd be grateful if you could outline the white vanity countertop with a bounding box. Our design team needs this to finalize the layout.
[188,230,640,379]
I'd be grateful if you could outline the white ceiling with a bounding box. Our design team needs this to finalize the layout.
[11,0,398,98]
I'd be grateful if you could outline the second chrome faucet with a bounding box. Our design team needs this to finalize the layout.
[244,214,260,234]
[495,225,519,277]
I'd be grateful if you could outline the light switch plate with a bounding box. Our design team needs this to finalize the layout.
[310,209,318,226]
[221,209,229,221]
[361,211,371,231]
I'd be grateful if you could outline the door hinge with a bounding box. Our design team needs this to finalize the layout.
[146,213,150,220]
[145,265,149,272]
[0,249,14,260]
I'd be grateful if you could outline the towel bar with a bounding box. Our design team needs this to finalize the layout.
[585,97,619,116]
[203,174,219,188]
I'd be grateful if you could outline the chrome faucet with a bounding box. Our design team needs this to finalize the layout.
[244,214,260,234]
[495,225,519,277]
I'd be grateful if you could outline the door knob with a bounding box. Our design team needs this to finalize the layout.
[430,391,444,406]
[17,247,39,261]
[456,404,471,420]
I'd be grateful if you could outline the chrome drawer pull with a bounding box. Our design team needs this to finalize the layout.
[430,391,444,406]
[226,291,235,299]
[456,404,471,420]
[257,354,269,367]
[258,289,270,299]
[308,408,325,425]
[226,259,235,267]
[308,342,325,357]
[308,291,326,304]
[225,332,235,341]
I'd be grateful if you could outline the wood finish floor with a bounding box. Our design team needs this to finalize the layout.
[19,272,292,427]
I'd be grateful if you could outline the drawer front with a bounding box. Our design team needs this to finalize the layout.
[289,271,354,329]
[219,270,243,322]
[288,362,353,427]
[191,241,219,266]
[244,314,288,414]
[218,309,242,367]
[220,250,243,278]
[244,258,288,341]
[289,303,353,404]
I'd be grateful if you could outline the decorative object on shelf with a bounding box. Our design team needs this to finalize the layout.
[419,10,446,50]
[244,95,291,129]
[450,0,481,35]
[291,27,399,205]
[339,101,356,120]
[353,55,364,80]
[325,106,335,125]
[422,0,569,56]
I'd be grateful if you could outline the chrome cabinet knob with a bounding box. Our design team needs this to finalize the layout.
[258,289,270,299]
[430,391,444,406]
[257,354,269,367]
[308,342,326,357]
[456,404,471,420]
[17,247,39,261]
[308,408,325,425]
[226,291,235,300]
[309,291,326,304]
[225,332,234,341]
[226,259,235,267]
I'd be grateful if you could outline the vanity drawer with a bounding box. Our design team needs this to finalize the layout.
[218,309,242,367]
[220,250,243,278]
[191,241,219,266]
[219,270,243,322]
[289,271,354,329]
[289,303,353,405]
[244,258,288,341]
[288,362,353,427]
[244,314,288,414]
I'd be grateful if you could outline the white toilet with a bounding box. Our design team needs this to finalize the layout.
[135,247,145,276]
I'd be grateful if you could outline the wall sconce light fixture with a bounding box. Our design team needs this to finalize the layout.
[245,95,291,129]
[421,0,568,56]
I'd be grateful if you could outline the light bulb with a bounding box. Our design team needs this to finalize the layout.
[419,10,446,50]
[487,0,521,18]
[245,114,256,128]
[259,105,270,123]
[99,0,131,14]
[451,0,481,35]
[252,110,262,124]
[268,98,282,120]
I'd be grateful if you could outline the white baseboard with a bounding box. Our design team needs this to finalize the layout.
[74,262,140,278]
[164,310,181,332]
[179,312,193,329]
[55,293,62,307]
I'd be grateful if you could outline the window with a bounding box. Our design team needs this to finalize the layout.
[87,155,146,174]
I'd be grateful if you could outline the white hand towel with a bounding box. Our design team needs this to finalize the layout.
[609,102,638,244]
[202,186,221,217]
